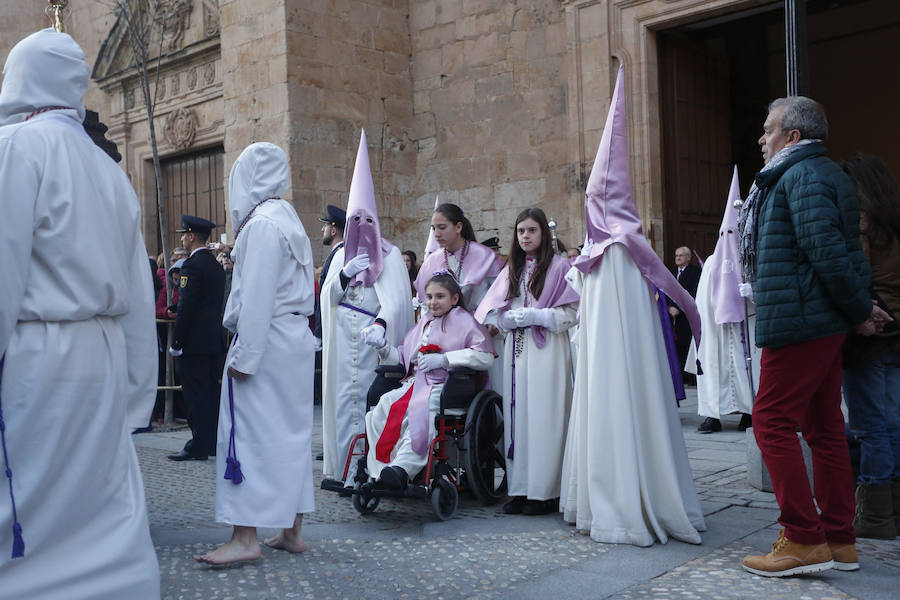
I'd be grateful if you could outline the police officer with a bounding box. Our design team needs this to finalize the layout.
[168,215,226,461]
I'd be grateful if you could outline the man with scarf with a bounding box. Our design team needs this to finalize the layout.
[196,143,316,566]
[320,130,413,489]
[740,97,891,577]
[0,29,159,597]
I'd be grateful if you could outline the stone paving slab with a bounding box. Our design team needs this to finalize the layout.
[137,389,900,599]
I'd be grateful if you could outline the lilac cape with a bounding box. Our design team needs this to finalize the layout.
[473,254,580,348]
[708,166,745,325]
[572,65,701,350]
[343,129,394,286]
[414,241,504,301]
[655,287,686,403]
[398,307,495,455]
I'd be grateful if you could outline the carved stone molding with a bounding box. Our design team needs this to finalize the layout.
[203,0,220,37]
[202,62,215,85]
[156,0,193,52]
[163,107,198,150]
[124,88,135,110]
[187,67,198,90]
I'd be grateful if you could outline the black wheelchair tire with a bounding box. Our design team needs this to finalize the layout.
[431,477,458,521]
[463,389,507,503]
[352,483,380,515]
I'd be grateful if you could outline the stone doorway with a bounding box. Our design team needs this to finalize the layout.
[159,146,226,253]
[656,0,900,265]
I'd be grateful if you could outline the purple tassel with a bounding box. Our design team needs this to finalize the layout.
[696,359,703,376]
[11,523,23,558]
[507,440,514,460]
[225,456,243,485]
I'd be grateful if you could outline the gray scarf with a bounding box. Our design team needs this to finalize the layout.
[738,140,819,284]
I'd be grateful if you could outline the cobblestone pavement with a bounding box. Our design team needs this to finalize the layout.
[136,390,900,599]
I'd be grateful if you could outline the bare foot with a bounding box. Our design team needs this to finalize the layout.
[195,538,262,565]
[263,530,309,553]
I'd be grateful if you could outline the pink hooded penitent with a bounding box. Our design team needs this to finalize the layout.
[573,65,701,347]
[708,166,745,325]
[343,129,394,286]
[423,195,440,259]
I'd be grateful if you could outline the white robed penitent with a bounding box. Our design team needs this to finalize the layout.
[560,66,705,547]
[320,131,413,481]
[687,167,759,418]
[216,143,317,528]
[0,30,159,599]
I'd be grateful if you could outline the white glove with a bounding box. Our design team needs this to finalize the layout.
[343,253,370,278]
[411,297,423,311]
[168,346,183,357]
[498,310,518,331]
[580,242,593,256]
[313,337,323,352]
[738,282,754,301]
[362,323,386,348]
[417,353,448,372]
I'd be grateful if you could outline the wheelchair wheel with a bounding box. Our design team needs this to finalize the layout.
[464,390,507,503]
[431,477,458,521]
[352,483,380,515]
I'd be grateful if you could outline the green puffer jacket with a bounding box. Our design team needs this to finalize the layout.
[753,142,872,348]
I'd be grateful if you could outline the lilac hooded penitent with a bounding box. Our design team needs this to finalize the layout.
[573,65,701,348]
[708,166,745,325]
[343,129,393,286]
[423,195,440,259]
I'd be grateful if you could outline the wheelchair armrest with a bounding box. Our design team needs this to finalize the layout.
[439,367,483,413]
[375,363,407,379]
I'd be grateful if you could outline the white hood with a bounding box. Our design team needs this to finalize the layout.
[0,29,89,126]
[228,142,310,267]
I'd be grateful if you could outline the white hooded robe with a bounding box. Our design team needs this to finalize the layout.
[0,29,159,599]
[560,244,706,546]
[216,143,316,528]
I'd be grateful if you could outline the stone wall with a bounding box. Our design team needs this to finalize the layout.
[279,0,415,263]
[407,0,580,256]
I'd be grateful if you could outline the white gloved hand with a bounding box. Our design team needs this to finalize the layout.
[580,242,593,256]
[411,297,423,311]
[168,346,183,357]
[313,337,323,352]
[738,282,754,301]
[362,323,386,348]
[530,308,556,330]
[343,253,370,278]
[417,353,448,372]
[498,310,518,331]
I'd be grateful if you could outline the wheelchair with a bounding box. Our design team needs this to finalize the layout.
[321,364,507,520]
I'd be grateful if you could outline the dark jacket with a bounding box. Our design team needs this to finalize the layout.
[668,263,701,346]
[172,248,226,355]
[754,142,872,348]
[314,241,343,339]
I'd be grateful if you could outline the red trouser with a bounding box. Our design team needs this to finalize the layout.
[753,333,855,545]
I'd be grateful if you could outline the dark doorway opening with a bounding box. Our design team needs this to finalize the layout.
[658,0,900,265]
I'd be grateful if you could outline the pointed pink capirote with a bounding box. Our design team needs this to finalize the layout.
[709,166,745,325]
[574,65,701,348]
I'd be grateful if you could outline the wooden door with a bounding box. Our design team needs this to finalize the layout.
[161,146,226,250]
[659,33,733,266]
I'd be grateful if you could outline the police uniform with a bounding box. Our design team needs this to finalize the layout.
[169,215,226,460]
[481,236,501,253]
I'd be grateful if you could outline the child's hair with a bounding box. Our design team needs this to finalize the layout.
[507,207,555,301]
[434,203,477,242]
[425,272,466,312]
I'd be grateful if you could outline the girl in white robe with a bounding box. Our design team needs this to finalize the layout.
[475,208,579,515]
[415,203,504,387]
[364,274,494,488]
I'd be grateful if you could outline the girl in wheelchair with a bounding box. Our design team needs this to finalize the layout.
[360,272,495,490]
[475,208,580,515]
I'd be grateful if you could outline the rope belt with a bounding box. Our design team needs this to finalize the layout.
[0,356,25,558]
[224,334,244,485]
[338,302,378,319]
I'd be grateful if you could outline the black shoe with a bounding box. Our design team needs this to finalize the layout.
[315,453,324,461]
[167,450,208,461]
[522,498,559,516]
[378,466,409,490]
[738,413,752,431]
[697,417,721,434]
[502,496,527,514]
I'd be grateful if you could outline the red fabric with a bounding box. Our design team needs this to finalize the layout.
[155,285,178,319]
[753,333,855,545]
[375,383,415,463]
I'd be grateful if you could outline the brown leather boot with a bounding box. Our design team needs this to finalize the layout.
[854,483,897,540]
[827,541,859,571]
[742,529,833,577]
